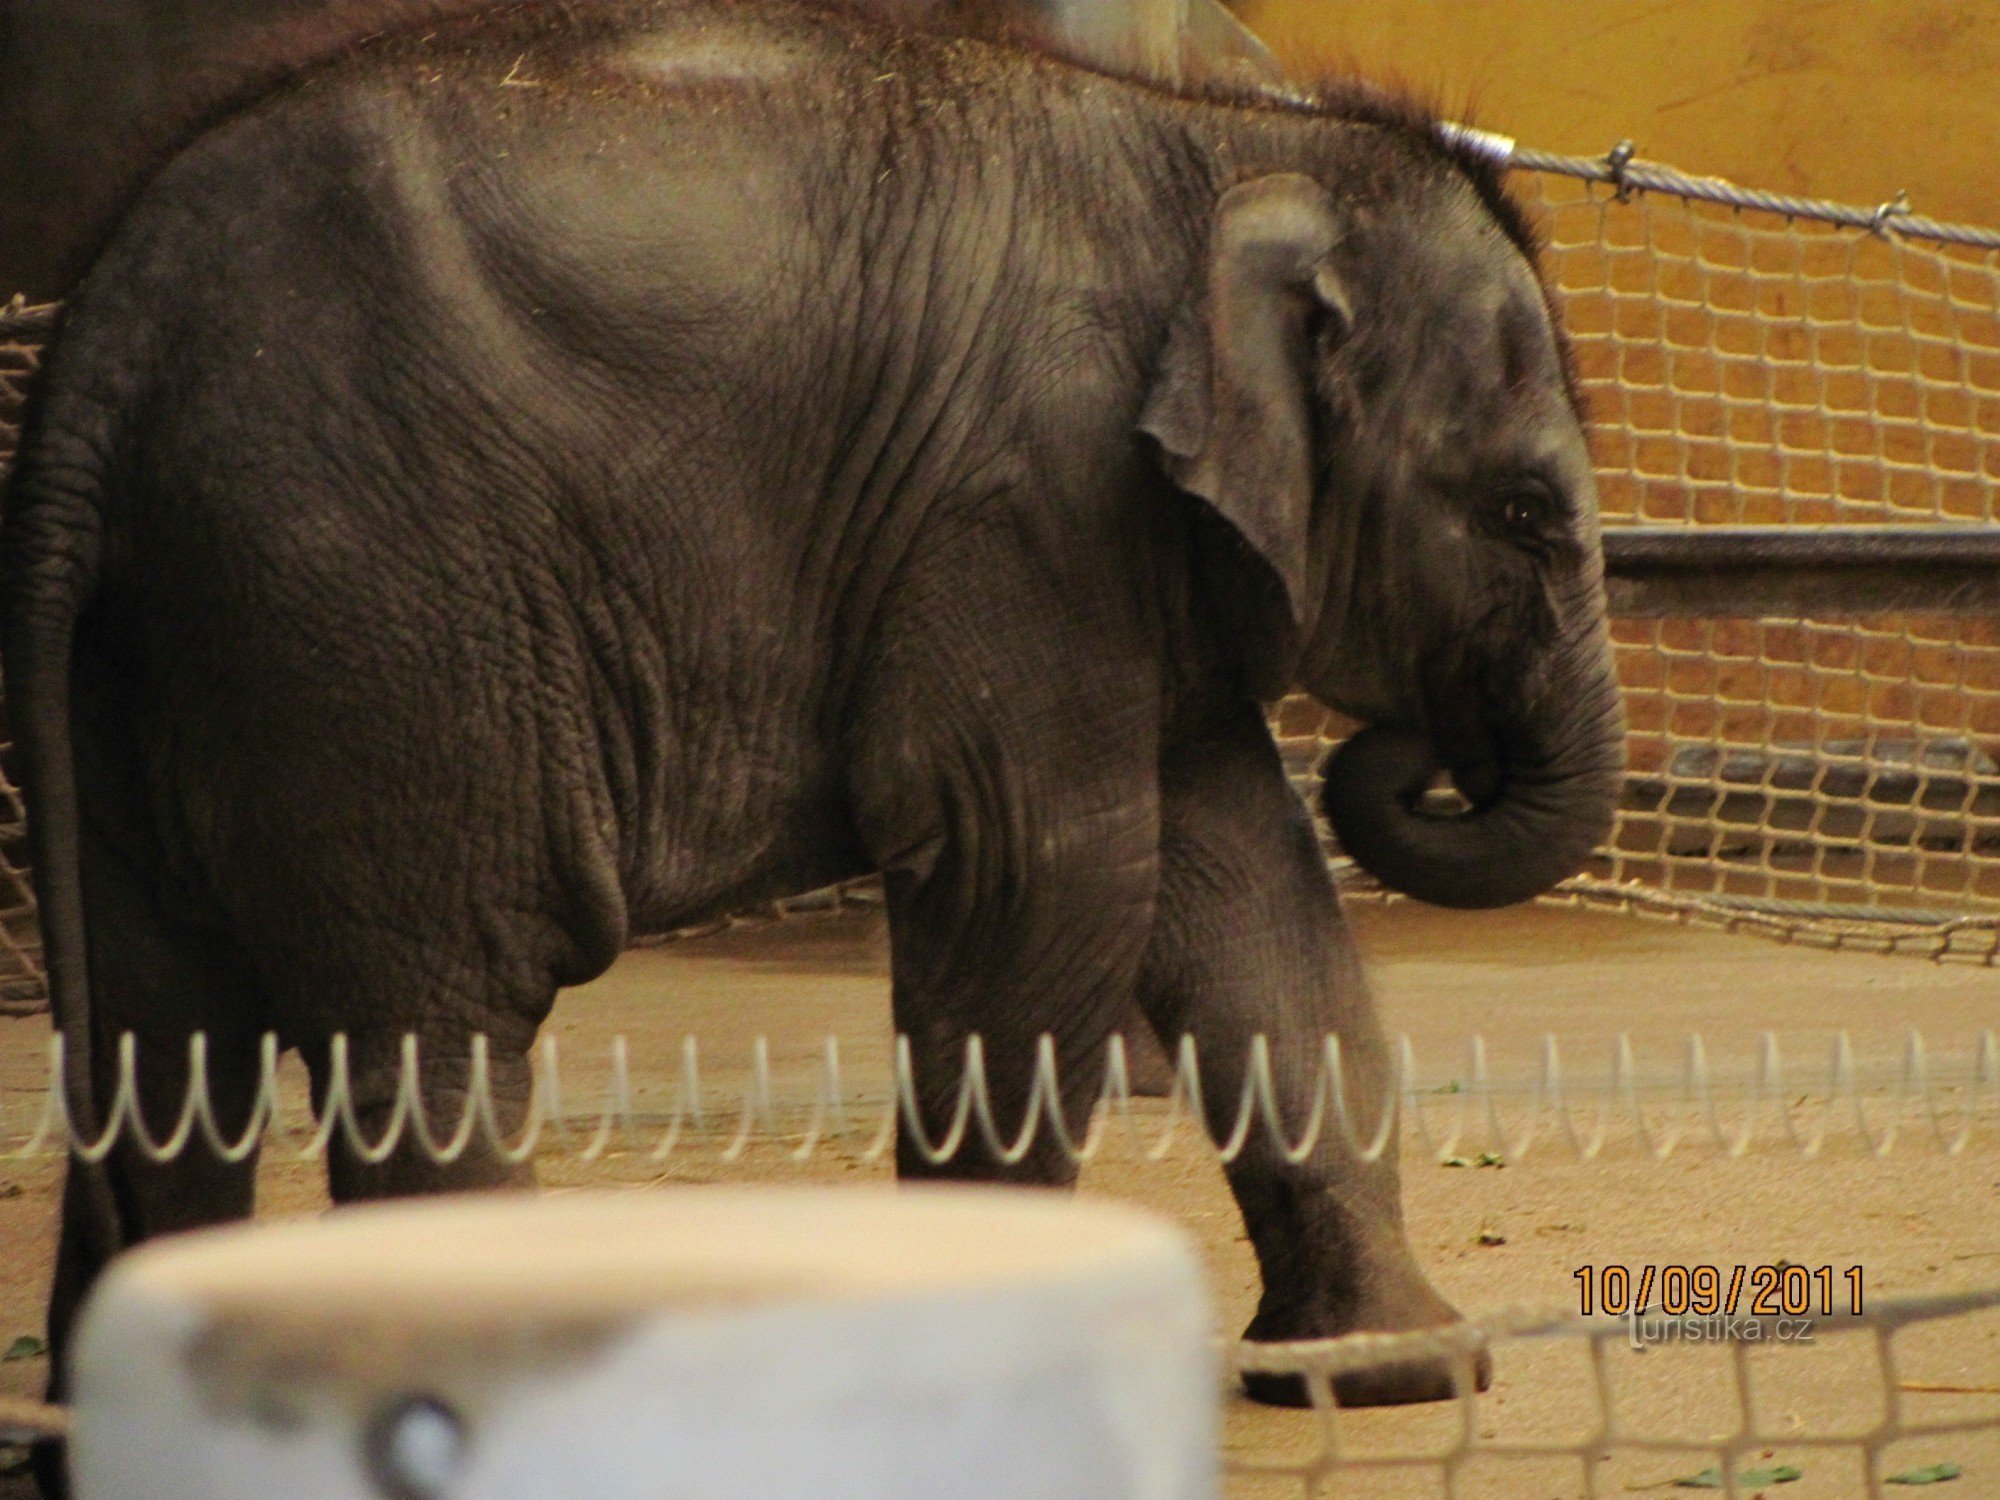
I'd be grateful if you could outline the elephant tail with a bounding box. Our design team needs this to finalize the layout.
[1,374,119,1258]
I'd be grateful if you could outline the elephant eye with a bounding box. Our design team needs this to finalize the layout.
[1491,477,1559,544]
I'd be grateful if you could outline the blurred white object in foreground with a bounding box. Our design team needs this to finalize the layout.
[69,1188,1215,1500]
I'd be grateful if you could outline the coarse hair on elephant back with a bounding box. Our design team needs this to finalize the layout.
[1104,60,1587,428]
[1229,74,1587,426]
[1299,81,1587,425]
[40,0,643,293]
[118,0,1057,164]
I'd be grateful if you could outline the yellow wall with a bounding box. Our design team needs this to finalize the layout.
[1239,1,2000,230]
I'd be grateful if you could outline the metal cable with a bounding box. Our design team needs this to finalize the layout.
[1509,141,2000,252]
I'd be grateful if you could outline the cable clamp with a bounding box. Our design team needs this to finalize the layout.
[1870,190,1913,237]
[1605,139,1639,202]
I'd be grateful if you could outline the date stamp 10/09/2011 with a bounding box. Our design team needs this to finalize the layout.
[1575,1264,1864,1320]
[1575,1265,1864,1349]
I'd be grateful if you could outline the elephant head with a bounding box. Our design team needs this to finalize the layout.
[1143,157,1624,910]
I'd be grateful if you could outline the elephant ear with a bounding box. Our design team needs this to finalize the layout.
[1141,174,1352,690]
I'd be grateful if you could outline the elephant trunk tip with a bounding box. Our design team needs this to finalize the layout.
[1320,722,1621,911]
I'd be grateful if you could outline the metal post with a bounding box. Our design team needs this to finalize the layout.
[1601,525,2000,618]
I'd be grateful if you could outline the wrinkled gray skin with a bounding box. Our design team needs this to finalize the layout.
[3,0,1624,1472]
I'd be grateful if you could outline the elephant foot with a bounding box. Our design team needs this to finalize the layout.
[1240,1339,1491,1408]
[1238,1281,1491,1408]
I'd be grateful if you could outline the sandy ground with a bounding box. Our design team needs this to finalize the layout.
[0,901,1995,1496]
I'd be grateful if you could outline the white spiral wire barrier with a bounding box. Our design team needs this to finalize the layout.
[7,1027,1998,1497]
[7,1027,1997,1166]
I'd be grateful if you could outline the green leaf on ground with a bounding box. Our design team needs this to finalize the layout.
[1888,1464,1963,1485]
[1474,1151,1505,1167]
[1672,1464,1802,1488]
[1441,1156,1471,1167]
[2,1335,43,1362]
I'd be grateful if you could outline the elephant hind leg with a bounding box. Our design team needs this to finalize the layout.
[298,1024,537,1203]
[255,874,559,1204]
[34,827,271,1499]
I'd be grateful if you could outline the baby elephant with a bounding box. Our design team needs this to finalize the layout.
[3,0,1623,1457]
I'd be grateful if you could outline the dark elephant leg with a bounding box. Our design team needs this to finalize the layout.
[884,851,1156,1188]
[301,1022,537,1203]
[1138,704,1482,1407]
[269,887,571,1203]
[165,612,626,1208]
[875,734,1161,1184]
[35,826,267,1500]
[255,795,608,1207]
[847,527,1163,1188]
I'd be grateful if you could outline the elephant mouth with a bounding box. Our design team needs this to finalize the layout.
[1432,744,1501,814]
[1410,686,1506,814]
[1319,707,1624,911]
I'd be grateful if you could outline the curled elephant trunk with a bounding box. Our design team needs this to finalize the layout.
[1319,657,1626,911]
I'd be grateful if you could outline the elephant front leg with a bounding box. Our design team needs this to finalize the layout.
[879,799,1160,1188]
[846,508,1171,1189]
[1139,705,1483,1407]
